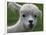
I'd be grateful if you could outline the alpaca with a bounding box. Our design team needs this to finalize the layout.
[7,2,42,33]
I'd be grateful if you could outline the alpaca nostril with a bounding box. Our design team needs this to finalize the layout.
[29,20,33,23]
[29,20,33,28]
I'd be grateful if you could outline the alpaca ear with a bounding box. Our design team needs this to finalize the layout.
[8,2,22,11]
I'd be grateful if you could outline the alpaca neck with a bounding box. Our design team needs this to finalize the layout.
[8,18,25,32]
[13,18,25,32]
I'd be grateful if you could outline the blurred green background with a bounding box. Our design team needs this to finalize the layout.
[7,2,43,31]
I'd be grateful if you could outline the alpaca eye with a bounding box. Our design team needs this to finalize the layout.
[34,15,37,18]
[23,15,25,17]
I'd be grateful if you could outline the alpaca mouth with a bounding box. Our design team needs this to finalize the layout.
[29,24,33,28]
[23,23,33,29]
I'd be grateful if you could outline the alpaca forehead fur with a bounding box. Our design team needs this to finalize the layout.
[20,4,40,16]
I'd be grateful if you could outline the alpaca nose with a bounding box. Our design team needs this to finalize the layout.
[29,20,33,24]
[29,20,33,28]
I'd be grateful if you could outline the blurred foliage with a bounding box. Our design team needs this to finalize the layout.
[7,2,19,26]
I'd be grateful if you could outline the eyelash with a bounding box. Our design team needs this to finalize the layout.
[22,15,26,17]
[23,14,37,18]
[34,15,37,18]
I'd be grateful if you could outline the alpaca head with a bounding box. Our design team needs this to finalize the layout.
[20,4,41,30]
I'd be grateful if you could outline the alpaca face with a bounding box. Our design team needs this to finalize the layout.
[20,4,41,29]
